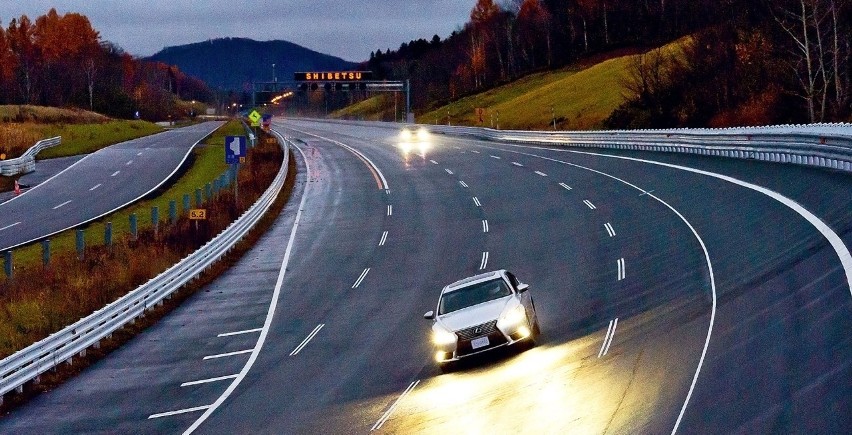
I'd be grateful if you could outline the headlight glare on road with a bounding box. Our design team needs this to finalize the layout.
[417,127,429,141]
[432,326,457,345]
[400,129,412,141]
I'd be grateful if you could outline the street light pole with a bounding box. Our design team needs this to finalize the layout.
[272,63,277,82]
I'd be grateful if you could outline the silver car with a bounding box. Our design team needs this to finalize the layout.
[423,270,540,370]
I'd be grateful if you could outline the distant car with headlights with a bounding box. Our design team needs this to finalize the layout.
[423,270,540,371]
[398,126,430,154]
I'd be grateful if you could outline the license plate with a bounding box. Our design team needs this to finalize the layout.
[471,336,490,349]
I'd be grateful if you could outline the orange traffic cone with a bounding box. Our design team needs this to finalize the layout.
[14,180,21,195]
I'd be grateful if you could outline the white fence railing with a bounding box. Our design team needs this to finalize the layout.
[0,137,61,176]
[0,132,290,401]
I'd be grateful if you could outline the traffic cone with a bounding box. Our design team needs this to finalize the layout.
[14,180,21,195]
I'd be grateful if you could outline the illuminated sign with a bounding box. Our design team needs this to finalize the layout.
[294,71,373,81]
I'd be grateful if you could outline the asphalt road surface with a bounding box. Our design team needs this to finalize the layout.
[0,121,223,251]
[1,119,849,434]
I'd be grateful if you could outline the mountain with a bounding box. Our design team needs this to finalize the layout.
[147,38,357,91]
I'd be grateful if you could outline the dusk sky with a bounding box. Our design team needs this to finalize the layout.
[0,1,473,62]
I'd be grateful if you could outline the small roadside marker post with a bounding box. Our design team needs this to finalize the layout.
[152,206,160,237]
[3,251,11,278]
[169,200,177,224]
[76,230,85,260]
[42,240,50,267]
[130,213,138,241]
[104,222,112,247]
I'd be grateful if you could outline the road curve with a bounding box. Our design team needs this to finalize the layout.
[1,119,849,434]
[0,121,223,251]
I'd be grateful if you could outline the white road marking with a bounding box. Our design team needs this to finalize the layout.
[470,150,480,154]
[126,160,133,166]
[598,318,619,358]
[430,160,439,165]
[617,258,626,281]
[535,171,548,177]
[387,205,393,216]
[459,181,469,188]
[181,374,239,387]
[289,128,390,190]
[379,231,388,246]
[482,220,489,233]
[52,200,72,210]
[465,143,718,435]
[0,222,21,231]
[217,328,263,338]
[490,155,501,159]
[512,161,524,167]
[137,151,143,156]
[605,223,616,237]
[371,380,420,431]
[203,349,253,360]
[583,200,597,210]
[290,324,325,356]
[149,405,211,419]
[385,189,391,195]
[559,182,572,190]
[473,197,481,207]
[89,183,102,191]
[480,251,489,270]
[352,268,371,288]
[445,168,454,175]
[111,170,120,177]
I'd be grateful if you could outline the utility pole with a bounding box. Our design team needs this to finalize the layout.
[272,63,277,82]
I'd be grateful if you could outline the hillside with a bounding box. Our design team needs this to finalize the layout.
[148,38,357,90]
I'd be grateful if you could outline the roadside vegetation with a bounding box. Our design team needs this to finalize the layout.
[0,120,282,358]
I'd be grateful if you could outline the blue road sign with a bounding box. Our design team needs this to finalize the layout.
[225,136,247,164]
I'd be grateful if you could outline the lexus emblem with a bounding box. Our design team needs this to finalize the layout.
[474,327,482,334]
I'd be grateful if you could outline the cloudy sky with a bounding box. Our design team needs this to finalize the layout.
[0,1,473,62]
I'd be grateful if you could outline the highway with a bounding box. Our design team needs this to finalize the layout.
[1,119,849,433]
[0,121,223,251]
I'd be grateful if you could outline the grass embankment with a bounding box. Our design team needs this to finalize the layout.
[0,105,162,160]
[0,119,280,358]
[331,94,396,121]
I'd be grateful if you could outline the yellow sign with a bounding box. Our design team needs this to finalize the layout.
[248,110,261,123]
[189,209,207,220]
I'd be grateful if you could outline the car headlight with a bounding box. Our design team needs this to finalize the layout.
[400,129,412,141]
[499,303,526,326]
[417,127,429,141]
[432,325,457,345]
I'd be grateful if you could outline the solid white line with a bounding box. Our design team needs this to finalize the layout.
[290,324,325,356]
[111,170,120,177]
[379,231,388,246]
[473,197,481,207]
[52,200,72,210]
[445,168,454,175]
[482,220,489,233]
[89,183,102,191]
[584,200,597,210]
[149,405,211,419]
[603,318,619,356]
[430,160,439,165]
[352,268,371,288]
[559,182,572,190]
[184,134,312,434]
[287,127,390,190]
[480,251,489,270]
[459,181,469,188]
[126,160,133,166]
[0,222,21,231]
[466,143,718,435]
[202,349,253,360]
[181,374,239,387]
[387,205,393,216]
[535,171,548,176]
[490,155,501,159]
[598,319,614,358]
[371,380,420,431]
[512,161,524,167]
[217,328,263,338]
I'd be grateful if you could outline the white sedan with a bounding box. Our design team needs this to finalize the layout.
[424,270,540,371]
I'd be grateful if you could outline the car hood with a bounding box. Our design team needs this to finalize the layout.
[437,296,512,331]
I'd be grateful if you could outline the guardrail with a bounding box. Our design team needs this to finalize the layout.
[426,123,852,173]
[0,137,61,176]
[0,132,291,402]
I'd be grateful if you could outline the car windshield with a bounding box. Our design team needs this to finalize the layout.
[438,278,511,314]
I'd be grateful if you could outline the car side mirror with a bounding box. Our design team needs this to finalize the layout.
[517,283,529,293]
[423,311,435,320]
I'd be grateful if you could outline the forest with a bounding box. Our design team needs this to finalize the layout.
[367,0,852,127]
[0,9,212,121]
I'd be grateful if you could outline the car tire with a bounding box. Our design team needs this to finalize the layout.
[439,362,456,374]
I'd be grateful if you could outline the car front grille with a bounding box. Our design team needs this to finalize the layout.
[455,320,498,340]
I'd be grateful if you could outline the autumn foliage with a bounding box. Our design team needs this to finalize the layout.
[0,9,212,120]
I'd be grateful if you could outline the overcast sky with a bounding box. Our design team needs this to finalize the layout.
[0,1,473,62]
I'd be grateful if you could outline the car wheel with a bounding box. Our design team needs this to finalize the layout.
[439,361,456,374]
